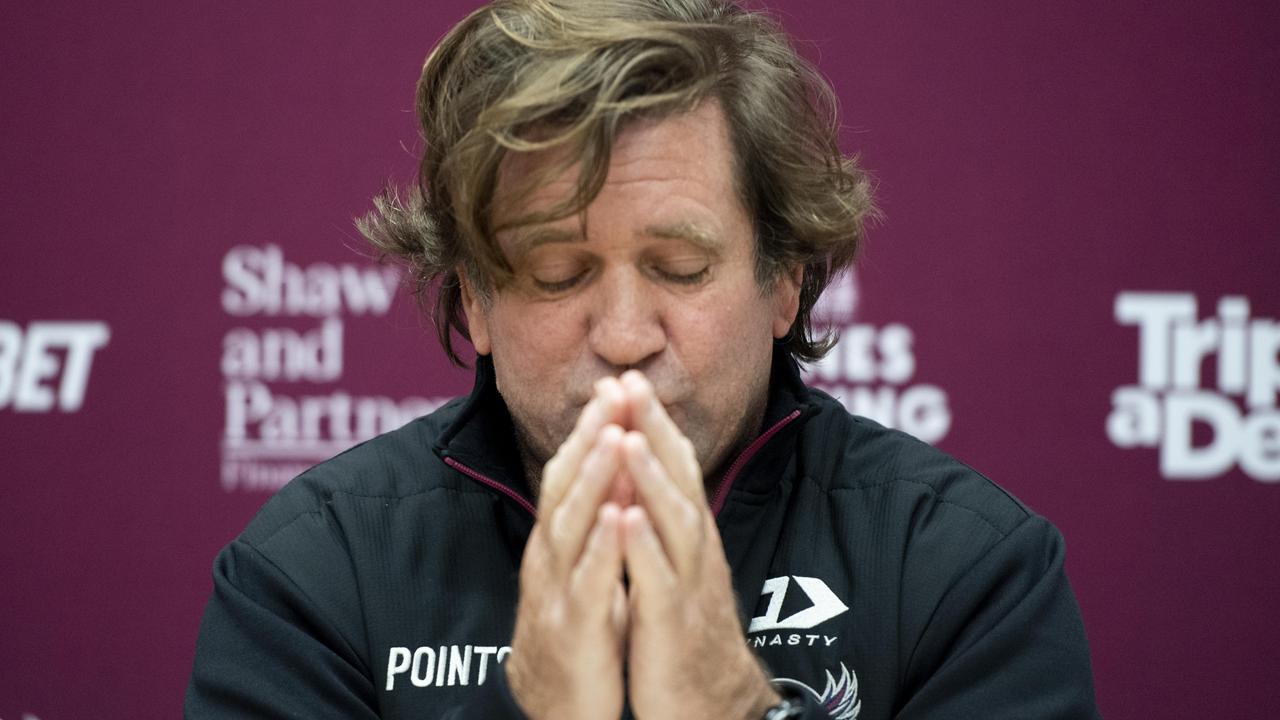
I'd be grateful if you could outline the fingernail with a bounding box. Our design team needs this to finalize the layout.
[623,505,647,528]
[630,374,654,402]
[579,399,599,428]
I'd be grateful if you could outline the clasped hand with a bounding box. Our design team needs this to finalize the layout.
[505,372,780,720]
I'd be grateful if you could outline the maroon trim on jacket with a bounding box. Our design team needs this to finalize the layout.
[710,409,803,517]
[445,456,537,517]
[448,408,803,521]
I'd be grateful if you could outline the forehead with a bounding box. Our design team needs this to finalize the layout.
[491,100,745,234]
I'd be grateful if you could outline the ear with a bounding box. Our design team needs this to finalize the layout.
[771,264,804,339]
[458,271,492,356]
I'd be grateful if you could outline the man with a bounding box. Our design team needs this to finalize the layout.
[187,0,1100,718]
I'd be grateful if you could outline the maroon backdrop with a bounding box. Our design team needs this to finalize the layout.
[2,1,1277,718]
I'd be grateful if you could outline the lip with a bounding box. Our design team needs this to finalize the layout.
[572,371,691,411]
[566,392,685,416]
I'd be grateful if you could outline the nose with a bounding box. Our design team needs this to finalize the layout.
[586,268,667,370]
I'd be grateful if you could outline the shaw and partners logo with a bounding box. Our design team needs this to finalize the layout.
[0,321,109,413]
[1108,292,1280,481]
[803,273,951,444]
[219,244,445,492]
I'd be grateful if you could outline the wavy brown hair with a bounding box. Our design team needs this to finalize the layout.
[360,0,875,366]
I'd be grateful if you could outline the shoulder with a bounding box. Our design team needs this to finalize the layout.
[798,387,1032,539]
[236,395,469,550]
[795,391,1081,654]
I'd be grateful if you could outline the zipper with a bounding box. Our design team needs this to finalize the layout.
[447,407,802,520]
[444,456,537,517]
[710,409,803,517]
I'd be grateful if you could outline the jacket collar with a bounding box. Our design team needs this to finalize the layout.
[707,344,822,512]
[432,354,536,507]
[434,345,821,515]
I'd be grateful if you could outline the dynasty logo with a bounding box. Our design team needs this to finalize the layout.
[747,575,848,650]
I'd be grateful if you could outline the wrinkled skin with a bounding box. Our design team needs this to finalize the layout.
[464,100,798,495]
[463,101,797,719]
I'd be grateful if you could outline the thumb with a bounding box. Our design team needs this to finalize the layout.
[611,582,629,639]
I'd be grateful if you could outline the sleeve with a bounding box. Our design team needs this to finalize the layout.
[184,538,528,719]
[894,515,1101,720]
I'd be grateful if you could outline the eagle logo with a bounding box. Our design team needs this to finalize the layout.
[774,662,861,720]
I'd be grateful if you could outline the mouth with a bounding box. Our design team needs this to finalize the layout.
[567,389,685,424]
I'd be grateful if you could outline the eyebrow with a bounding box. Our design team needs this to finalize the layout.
[508,225,583,252]
[506,220,724,254]
[642,221,724,252]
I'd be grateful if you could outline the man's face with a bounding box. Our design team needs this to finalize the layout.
[463,100,800,482]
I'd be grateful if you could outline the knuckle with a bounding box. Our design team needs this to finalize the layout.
[567,587,607,624]
[540,598,567,629]
[579,445,601,474]
[548,510,571,547]
[658,581,681,609]
[543,455,564,481]
[678,501,701,534]
[522,528,546,564]
[702,550,728,584]
[686,456,701,480]
[679,602,701,628]
[522,549,552,584]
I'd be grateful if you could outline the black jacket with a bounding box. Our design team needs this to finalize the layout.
[186,351,1100,719]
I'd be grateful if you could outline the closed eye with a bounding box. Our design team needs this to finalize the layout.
[533,272,587,293]
[529,266,588,292]
[653,266,709,286]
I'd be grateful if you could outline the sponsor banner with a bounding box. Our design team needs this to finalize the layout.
[218,244,447,491]
[1108,292,1280,482]
[384,645,512,691]
[0,321,110,413]
[803,273,951,444]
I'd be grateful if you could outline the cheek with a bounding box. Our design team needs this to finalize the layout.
[667,286,776,374]
[664,288,776,469]
[488,301,584,378]
[486,300,590,459]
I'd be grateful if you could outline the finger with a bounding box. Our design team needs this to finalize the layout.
[621,505,677,613]
[539,378,627,513]
[547,424,624,572]
[611,582,629,641]
[518,522,552,588]
[607,468,635,508]
[623,431,702,579]
[619,370,703,501]
[569,502,625,619]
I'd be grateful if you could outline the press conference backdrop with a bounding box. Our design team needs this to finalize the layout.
[1,1,1276,718]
